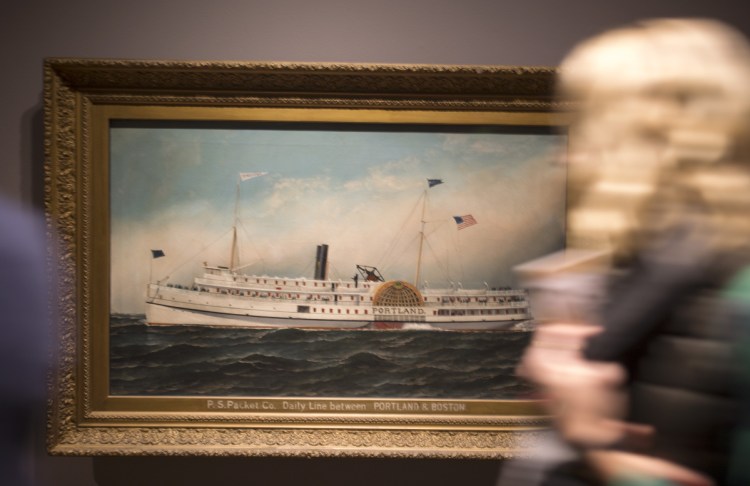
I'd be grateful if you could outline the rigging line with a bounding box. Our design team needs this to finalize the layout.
[421,235,454,284]
[299,258,315,279]
[415,217,464,285]
[451,228,469,285]
[423,219,448,238]
[379,232,422,277]
[157,228,234,281]
[375,201,422,269]
[237,218,314,277]
[375,191,424,270]
[327,262,344,281]
[236,218,268,269]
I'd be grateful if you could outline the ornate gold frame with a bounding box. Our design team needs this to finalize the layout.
[45,59,564,457]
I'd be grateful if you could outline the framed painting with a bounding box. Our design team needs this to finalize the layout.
[44,59,568,457]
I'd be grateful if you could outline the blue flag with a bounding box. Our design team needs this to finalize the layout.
[427,179,443,188]
[151,249,165,258]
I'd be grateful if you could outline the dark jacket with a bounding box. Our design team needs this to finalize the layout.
[583,227,749,484]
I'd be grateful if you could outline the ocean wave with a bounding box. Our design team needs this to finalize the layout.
[401,323,440,331]
[108,315,535,398]
[340,351,398,370]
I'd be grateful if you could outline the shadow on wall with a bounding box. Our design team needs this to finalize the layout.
[93,456,503,486]
[21,103,45,209]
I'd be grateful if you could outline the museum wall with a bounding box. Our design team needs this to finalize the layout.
[2,1,749,485]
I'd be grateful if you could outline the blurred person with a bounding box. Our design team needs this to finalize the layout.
[503,18,750,486]
[0,197,51,486]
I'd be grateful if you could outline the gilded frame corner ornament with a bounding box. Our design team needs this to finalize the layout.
[44,58,563,457]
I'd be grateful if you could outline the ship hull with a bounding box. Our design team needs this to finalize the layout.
[145,301,528,331]
[144,272,532,331]
[146,302,370,329]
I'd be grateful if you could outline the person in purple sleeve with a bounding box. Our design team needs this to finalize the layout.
[0,197,51,486]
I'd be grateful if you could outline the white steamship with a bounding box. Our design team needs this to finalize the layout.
[145,174,531,330]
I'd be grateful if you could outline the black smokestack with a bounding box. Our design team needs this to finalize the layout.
[314,244,329,280]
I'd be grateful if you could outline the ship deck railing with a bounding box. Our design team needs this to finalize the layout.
[152,284,528,309]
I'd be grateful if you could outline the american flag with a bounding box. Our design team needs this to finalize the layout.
[453,214,477,230]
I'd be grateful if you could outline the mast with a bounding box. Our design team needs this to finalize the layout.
[229,172,268,272]
[229,178,241,271]
[414,179,443,287]
[414,189,427,288]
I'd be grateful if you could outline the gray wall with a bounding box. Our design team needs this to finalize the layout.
[4,1,749,484]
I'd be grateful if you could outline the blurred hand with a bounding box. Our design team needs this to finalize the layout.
[518,323,632,447]
[586,450,715,486]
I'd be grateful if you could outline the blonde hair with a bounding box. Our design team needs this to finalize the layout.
[561,19,750,260]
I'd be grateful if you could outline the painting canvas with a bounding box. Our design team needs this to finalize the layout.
[108,121,567,400]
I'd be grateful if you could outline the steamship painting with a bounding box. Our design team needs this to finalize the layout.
[111,124,567,331]
[145,175,531,330]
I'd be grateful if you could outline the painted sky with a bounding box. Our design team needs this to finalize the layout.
[110,123,567,314]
